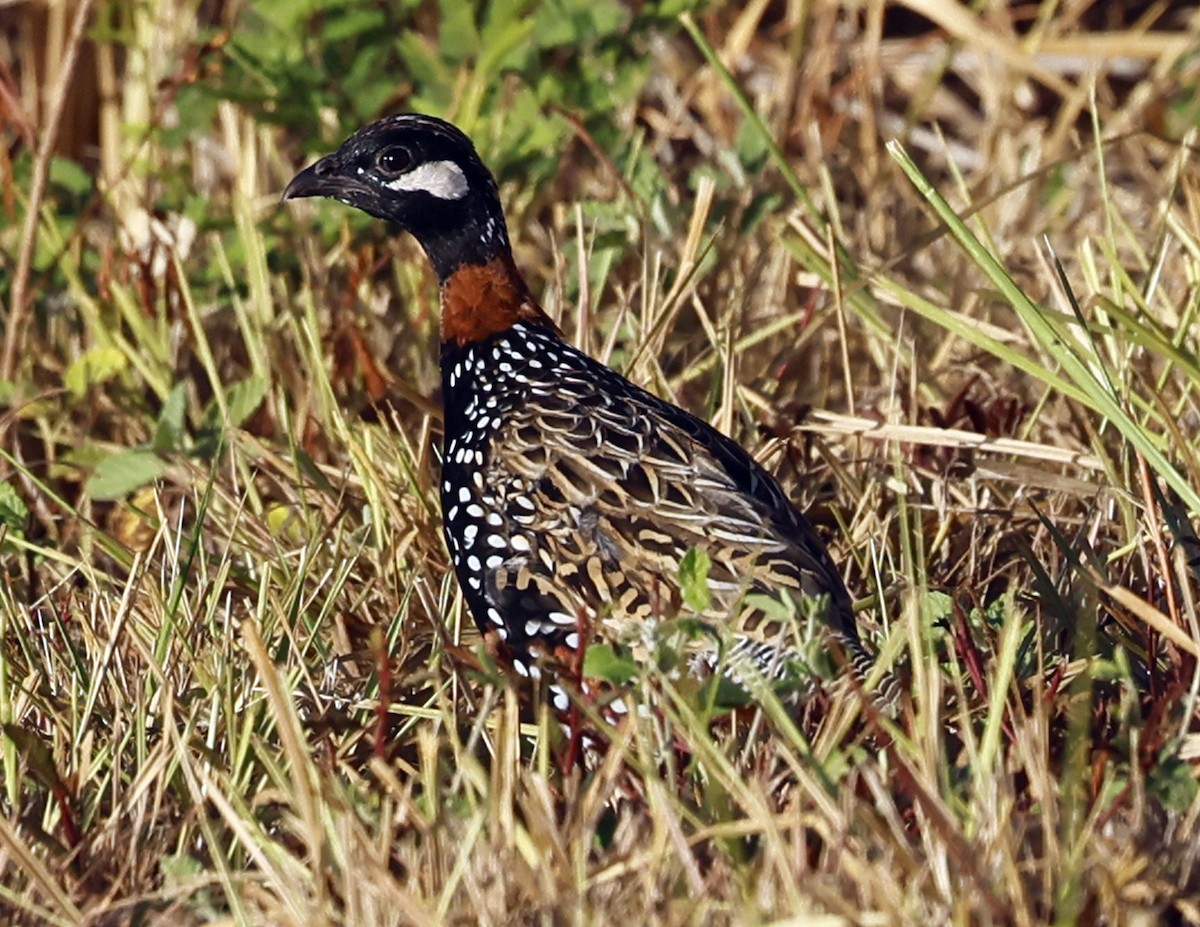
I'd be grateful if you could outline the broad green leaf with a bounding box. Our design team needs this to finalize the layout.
[742,593,793,624]
[59,443,109,470]
[476,15,534,78]
[582,644,639,686]
[226,377,268,428]
[678,547,711,613]
[87,448,166,501]
[533,0,627,47]
[224,376,270,429]
[395,33,451,94]
[152,382,189,453]
[49,156,93,197]
[64,346,127,398]
[0,481,29,533]
[438,0,481,61]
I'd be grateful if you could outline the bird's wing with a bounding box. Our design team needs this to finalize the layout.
[481,363,857,675]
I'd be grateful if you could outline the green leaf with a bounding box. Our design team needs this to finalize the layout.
[697,674,754,710]
[59,443,109,470]
[64,346,128,398]
[160,851,205,885]
[1150,752,1200,812]
[321,7,386,42]
[437,0,481,62]
[475,14,534,78]
[152,382,189,453]
[225,376,270,429]
[927,590,954,623]
[87,448,166,501]
[582,644,639,685]
[49,156,93,197]
[741,593,793,624]
[0,481,29,538]
[395,33,452,96]
[533,0,627,47]
[678,547,711,613]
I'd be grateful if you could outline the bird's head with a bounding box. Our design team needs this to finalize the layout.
[284,114,509,281]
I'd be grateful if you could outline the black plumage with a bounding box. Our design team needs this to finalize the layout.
[285,114,872,703]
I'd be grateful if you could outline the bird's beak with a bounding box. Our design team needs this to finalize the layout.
[283,156,367,202]
[282,160,325,201]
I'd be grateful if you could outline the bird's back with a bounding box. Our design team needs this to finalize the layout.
[440,320,861,685]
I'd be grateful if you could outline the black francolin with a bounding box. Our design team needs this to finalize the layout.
[285,114,871,707]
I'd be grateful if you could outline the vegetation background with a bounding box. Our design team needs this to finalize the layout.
[2,0,1199,923]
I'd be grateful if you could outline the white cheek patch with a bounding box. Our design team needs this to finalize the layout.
[383,160,469,199]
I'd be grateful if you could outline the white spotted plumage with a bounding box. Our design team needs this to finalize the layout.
[286,114,882,713]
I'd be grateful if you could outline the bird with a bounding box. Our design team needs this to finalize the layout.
[284,114,873,713]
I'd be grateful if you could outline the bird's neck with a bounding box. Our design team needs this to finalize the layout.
[438,250,560,351]
[418,202,511,284]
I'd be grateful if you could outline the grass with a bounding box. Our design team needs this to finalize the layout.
[2,1,1200,924]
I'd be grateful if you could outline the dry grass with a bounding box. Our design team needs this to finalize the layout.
[2,1,1200,924]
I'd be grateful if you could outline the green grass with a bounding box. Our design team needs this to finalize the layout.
[2,1,1199,924]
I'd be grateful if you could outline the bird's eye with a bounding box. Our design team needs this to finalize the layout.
[377,146,412,174]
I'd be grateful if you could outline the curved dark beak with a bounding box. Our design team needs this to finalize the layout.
[283,156,369,202]
[283,160,330,201]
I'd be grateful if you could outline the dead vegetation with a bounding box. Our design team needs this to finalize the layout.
[1,1,1200,924]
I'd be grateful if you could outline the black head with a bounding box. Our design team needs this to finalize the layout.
[284,114,510,281]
